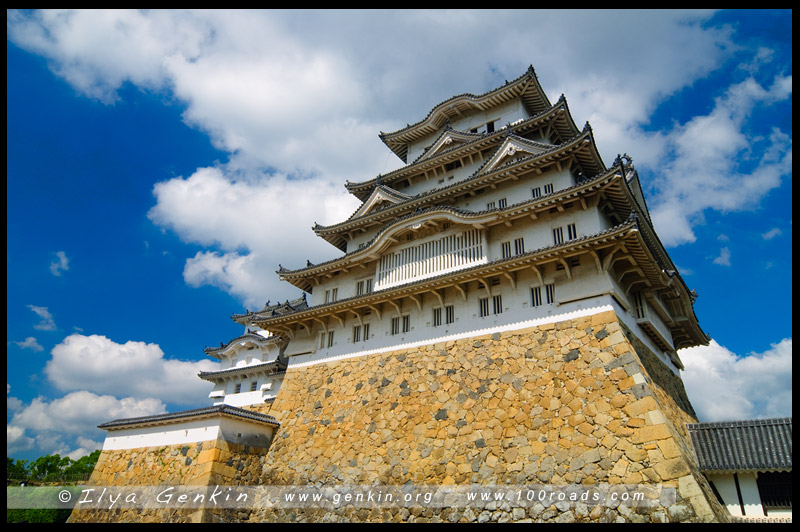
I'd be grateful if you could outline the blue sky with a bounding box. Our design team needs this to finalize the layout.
[7,10,792,460]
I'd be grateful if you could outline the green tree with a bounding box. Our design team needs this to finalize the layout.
[7,457,30,481]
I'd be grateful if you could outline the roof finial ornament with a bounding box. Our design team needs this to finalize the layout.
[444,118,451,130]
[376,173,383,186]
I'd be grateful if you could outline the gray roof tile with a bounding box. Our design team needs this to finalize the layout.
[687,418,792,472]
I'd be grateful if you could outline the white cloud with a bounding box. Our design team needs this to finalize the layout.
[49,250,70,276]
[680,338,792,422]
[650,76,792,246]
[7,10,790,304]
[45,333,220,405]
[7,391,165,456]
[13,337,45,352]
[148,166,360,307]
[762,227,782,240]
[28,305,56,331]
[712,247,731,266]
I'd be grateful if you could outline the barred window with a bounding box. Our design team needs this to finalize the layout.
[363,323,370,341]
[391,317,400,335]
[567,223,577,241]
[250,381,258,392]
[327,331,335,348]
[553,227,564,245]
[498,198,507,209]
[402,315,410,333]
[501,241,512,259]
[479,298,489,317]
[545,283,556,304]
[445,305,454,325]
[544,183,554,194]
[531,286,542,307]
[493,294,503,314]
[352,325,361,343]
[514,238,525,255]
[432,308,442,327]
[531,187,541,198]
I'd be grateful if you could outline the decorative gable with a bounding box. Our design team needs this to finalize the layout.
[349,185,413,220]
[479,136,554,175]
[417,129,480,162]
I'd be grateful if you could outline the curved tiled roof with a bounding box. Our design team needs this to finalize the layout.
[231,294,309,323]
[98,404,280,430]
[378,66,553,162]
[317,125,604,247]
[198,360,285,381]
[259,219,639,325]
[288,163,622,281]
[347,94,579,198]
[203,332,281,357]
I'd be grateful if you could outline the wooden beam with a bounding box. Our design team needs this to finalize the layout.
[312,317,327,333]
[388,299,402,315]
[453,283,467,301]
[530,265,544,285]
[558,258,572,280]
[408,293,422,312]
[589,250,602,273]
[478,278,492,299]
[368,304,382,320]
[602,243,625,271]
[349,309,363,327]
[502,271,517,291]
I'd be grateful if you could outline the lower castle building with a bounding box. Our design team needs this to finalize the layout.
[72,67,748,523]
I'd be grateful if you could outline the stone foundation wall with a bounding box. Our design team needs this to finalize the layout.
[240,310,727,522]
[68,438,270,523]
[75,309,728,523]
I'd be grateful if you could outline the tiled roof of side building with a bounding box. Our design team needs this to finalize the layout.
[687,418,792,473]
[231,294,309,321]
[98,404,280,430]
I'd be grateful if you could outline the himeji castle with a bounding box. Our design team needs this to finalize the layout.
[74,67,762,524]
[222,65,707,399]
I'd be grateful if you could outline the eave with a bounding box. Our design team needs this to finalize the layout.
[379,66,552,163]
[197,360,285,382]
[290,165,625,290]
[272,215,707,350]
[203,333,283,359]
[320,126,605,251]
[348,95,579,200]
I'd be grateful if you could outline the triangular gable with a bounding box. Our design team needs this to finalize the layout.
[417,129,480,162]
[349,185,413,220]
[479,136,553,175]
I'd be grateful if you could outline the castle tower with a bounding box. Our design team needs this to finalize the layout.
[76,67,728,523]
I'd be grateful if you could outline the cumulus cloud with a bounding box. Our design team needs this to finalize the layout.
[650,76,792,246]
[7,9,790,305]
[148,166,360,307]
[28,305,56,331]
[680,338,792,422]
[13,337,45,352]
[49,250,70,276]
[762,227,782,240]
[45,334,220,405]
[7,391,165,456]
